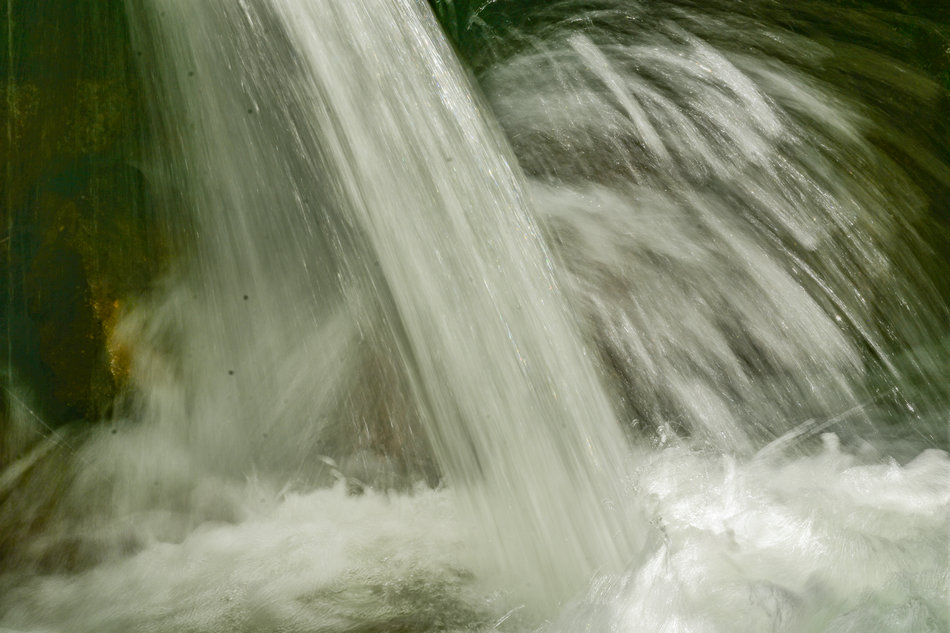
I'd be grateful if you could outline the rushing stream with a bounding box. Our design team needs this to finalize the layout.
[1,1,948,632]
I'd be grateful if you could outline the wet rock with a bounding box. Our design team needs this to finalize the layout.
[1,0,165,427]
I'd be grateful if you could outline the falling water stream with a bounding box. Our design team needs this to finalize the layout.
[1,1,948,632]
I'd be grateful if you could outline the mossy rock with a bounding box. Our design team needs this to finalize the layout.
[1,0,161,427]
[10,160,165,423]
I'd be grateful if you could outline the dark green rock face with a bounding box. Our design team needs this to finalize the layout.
[15,161,160,421]
[1,1,164,434]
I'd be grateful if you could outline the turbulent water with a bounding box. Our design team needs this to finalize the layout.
[1,0,948,632]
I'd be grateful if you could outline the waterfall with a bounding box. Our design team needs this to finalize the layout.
[115,0,652,604]
[0,0,947,631]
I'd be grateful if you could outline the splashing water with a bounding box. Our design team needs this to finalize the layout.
[1,0,948,632]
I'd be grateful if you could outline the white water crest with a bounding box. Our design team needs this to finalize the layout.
[1,0,948,632]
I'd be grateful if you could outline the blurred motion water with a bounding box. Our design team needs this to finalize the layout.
[0,1,947,632]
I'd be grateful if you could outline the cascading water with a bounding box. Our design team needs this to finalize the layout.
[119,0,650,605]
[1,1,948,632]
